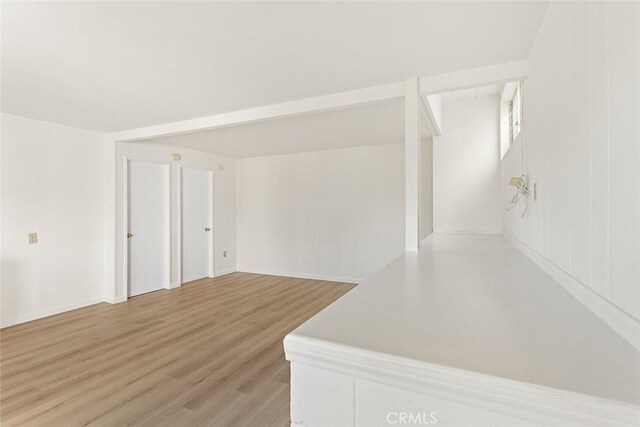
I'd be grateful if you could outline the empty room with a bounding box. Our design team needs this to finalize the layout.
[1,1,639,426]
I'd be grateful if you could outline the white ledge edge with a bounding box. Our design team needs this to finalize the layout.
[284,334,639,427]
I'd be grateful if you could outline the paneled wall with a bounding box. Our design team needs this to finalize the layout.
[502,2,640,320]
[237,143,405,282]
[434,96,502,234]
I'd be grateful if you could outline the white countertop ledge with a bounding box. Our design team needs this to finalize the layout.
[285,234,640,425]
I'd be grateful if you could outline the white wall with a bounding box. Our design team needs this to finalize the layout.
[502,2,640,321]
[420,137,433,241]
[433,96,502,234]
[1,115,105,327]
[237,143,405,282]
[0,116,237,326]
[112,142,236,301]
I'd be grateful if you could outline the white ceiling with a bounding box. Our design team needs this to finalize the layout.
[1,2,548,132]
[144,98,405,158]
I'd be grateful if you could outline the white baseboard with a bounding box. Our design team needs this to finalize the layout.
[1,297,104,328]
[212,269,237,278]
[237,268,361,284]
[433,229,502,235]
[504,232,640,351]
[104,295,128,304]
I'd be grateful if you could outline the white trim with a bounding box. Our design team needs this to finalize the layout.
[237,268,361,284]
[121,155,129,299]
[433,229,503,235]
[174,160,183,286]
[212,269,237,278]
[105,295,128,304]
[285,335,639,427]
[107,82,404,142]
[1,298,103,328]
[420,60,529,95]
[163,164,171,289]
[503,232,640,352]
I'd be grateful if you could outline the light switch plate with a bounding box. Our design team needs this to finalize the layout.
[533,183,537,201]
[223,250,227,257]
[28,232,38,244]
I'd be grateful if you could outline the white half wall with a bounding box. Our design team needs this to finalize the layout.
[502,2,640,322]
[1,115,105,327]
[237,144,405,282]
[433,95,502,234]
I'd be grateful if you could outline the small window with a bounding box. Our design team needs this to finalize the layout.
[509,82,523,144]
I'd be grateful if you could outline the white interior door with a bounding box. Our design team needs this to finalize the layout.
[182,166,211,283]
[128,160,168,297]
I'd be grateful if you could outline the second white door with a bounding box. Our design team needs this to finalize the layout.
[182,166,211,283]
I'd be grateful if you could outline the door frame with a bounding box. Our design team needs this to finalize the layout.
[123,157,171,298]
[178,163,215,284]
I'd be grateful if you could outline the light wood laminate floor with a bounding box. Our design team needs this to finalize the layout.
[0,273,354,426]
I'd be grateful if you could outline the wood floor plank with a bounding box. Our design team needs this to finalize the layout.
[0,272,354,426]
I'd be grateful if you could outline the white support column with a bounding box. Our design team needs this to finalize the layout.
[405,77,421,252]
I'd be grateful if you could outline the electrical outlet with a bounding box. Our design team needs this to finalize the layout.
[223,250,227,258]
[533,183,537,201]
[28,232,38,244]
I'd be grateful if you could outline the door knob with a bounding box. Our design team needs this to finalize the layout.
[204,227,211,232]
[127,232,134,238]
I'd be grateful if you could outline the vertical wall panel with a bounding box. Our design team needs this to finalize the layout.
[502,2,640,321]
[569,3,592,286]
[556,4,573,273]
[588,2,609,298]
[607,2,640,315]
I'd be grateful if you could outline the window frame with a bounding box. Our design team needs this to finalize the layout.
[509,82,523,144]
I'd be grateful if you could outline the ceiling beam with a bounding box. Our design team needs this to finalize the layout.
[107,60,527,143]
[419,60,528,95]
[107,82,404,142]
